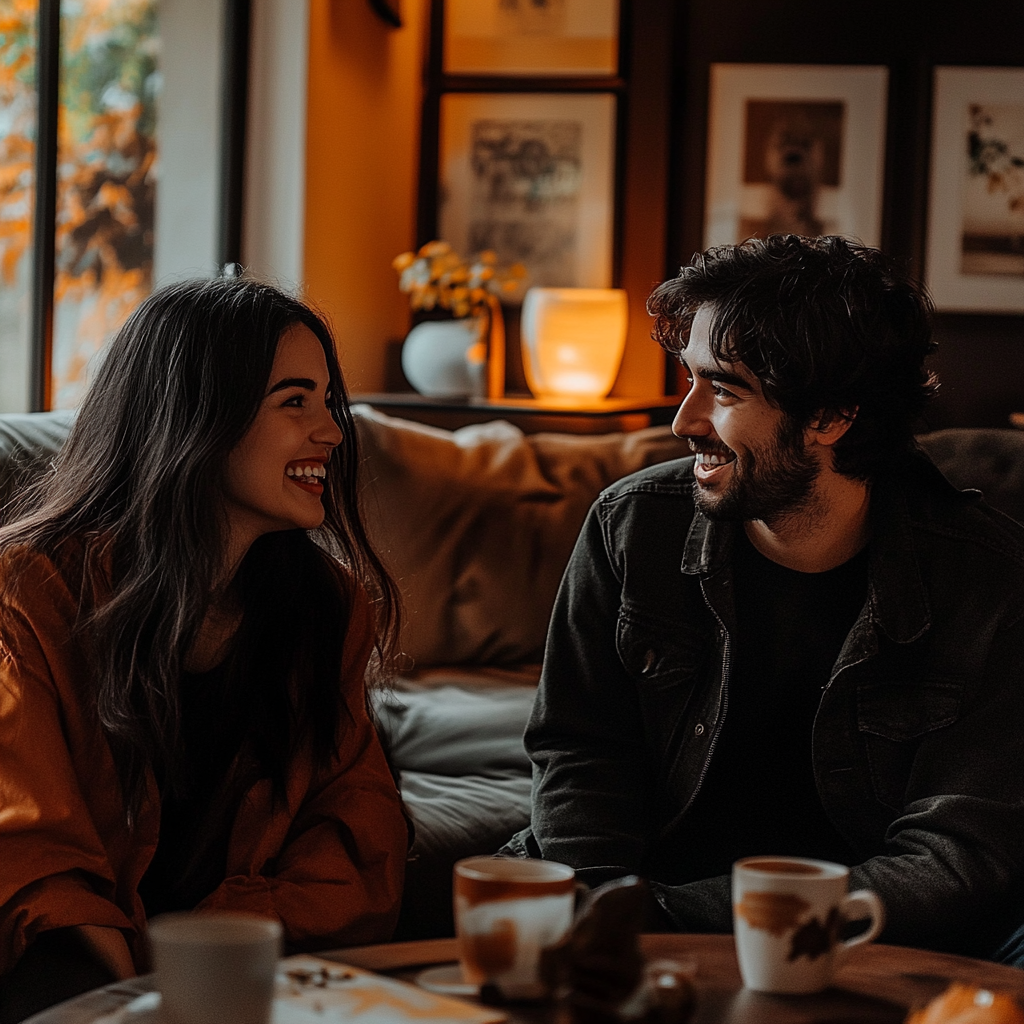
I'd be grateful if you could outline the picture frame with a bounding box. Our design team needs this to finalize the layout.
[926,67,1024,313]
[442,0,619,77]
[438,92,617,289]
[703,64,889,249]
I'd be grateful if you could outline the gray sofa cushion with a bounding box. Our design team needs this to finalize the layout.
[0,411,75,519]
[376,684,535,776]
[400,769,532,864]
[373,680,537,938]
[917,428,1024,527]
[396,769,532,940]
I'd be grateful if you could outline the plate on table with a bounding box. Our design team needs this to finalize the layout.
[91,957,502,1024]
[416,962,479,997]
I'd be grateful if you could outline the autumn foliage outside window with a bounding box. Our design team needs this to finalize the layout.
[0,0,158,409]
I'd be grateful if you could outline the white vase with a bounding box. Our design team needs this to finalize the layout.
[401,318,487,398]
[521,287,628,400]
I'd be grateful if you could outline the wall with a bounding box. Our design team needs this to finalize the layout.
[303,0,427,393]
[613,0,675,397]
[668,0,1024,428]
[153,0,225,283]
[412,0,674,400]
[301,0,1023,416]
[243,0,309,290]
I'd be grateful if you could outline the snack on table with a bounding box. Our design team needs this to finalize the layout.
[906,983,1024,1024]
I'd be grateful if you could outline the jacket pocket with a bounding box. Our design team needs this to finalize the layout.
[617,602,705,691]
[856,679,963,810]
[616,603,707,773]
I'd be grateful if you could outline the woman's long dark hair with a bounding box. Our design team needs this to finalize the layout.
[0,277,400,822]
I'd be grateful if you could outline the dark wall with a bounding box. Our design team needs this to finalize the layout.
[664,0,1024,428]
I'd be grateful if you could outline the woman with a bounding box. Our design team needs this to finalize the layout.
[0,278,408,1018]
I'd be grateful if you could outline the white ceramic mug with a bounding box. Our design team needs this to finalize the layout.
[454,856,576,1000]
[148,912,283,1024]
[732,856,885,994]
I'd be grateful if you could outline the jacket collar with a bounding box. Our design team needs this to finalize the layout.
[680,450,969,645]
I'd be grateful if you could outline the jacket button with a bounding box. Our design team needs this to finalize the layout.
[643,650,656,673]
[694,723,705,736]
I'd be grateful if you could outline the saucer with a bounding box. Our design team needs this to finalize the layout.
[415,963,479,997]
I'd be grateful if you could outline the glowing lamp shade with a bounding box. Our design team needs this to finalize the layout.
[521,287,628,400]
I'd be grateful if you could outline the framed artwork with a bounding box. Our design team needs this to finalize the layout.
[926,67,1024,313]
[703,64,889,249]
[438,92,616,289]
[443,0,619,77]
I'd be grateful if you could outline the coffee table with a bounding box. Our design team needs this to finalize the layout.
[26,935,1024,1024]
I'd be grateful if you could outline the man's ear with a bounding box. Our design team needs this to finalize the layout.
[806,408,858,447]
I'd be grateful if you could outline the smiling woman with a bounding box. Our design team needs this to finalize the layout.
[0,278,408,1022]
[222,324,345,563]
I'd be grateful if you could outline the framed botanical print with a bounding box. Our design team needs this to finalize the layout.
[926,67,1024,313]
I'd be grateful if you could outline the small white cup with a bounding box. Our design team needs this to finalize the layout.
[454,856,576,1000]
[732,856,885,994]
[148,912,283,1024]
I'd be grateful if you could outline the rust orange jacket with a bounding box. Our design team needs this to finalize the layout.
[0,542,407,977]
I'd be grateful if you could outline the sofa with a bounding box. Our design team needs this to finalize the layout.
[4,407,1024,940]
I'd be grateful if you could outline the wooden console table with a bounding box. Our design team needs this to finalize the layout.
[351,394,681,435]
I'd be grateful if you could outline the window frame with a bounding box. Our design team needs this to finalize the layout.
[25,0,250,411]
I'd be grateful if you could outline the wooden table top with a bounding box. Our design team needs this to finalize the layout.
[332,935,1024,1024]
[26,934,1024,1024]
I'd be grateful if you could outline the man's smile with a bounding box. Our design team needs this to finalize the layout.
[690,443,737,485]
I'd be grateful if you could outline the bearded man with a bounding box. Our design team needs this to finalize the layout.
[502,234,1024,962]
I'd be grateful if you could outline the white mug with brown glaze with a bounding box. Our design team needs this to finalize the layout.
[454,856,576,999]
[732,856,885,994]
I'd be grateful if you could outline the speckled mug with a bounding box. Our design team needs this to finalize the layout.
[733,856,885,994]
[454,856,575,999]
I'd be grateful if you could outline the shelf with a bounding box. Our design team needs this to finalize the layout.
[350,393,681,435]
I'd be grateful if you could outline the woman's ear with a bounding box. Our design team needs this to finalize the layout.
[806,408,858,447]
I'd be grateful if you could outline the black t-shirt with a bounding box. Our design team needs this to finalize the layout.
[657,529,869,885]
[138,660,248,917]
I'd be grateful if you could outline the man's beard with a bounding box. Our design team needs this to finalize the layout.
[687,417,820,527]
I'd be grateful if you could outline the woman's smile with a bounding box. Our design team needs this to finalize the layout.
[286,460,327,492]
[222,324,343,556]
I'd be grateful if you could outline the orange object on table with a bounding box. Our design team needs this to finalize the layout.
[907,983,1024,1024]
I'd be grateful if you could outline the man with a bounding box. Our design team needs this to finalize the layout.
[503,234,1024,960]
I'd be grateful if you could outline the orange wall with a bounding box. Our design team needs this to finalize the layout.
[304,0,426,393]
[303,0,666,399]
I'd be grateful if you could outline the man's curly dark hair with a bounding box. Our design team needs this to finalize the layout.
[647,234,939,481]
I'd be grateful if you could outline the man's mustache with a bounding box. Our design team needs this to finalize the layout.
[683,437,734,458]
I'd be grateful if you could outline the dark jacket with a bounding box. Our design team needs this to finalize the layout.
[504,451,1024,953]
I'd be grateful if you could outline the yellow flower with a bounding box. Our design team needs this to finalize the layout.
[418,240,452,258]
[392,240,528,318]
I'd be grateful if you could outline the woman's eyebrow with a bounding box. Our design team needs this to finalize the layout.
[267,376,316,395]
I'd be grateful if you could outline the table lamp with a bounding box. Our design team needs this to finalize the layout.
[521,287,628,401]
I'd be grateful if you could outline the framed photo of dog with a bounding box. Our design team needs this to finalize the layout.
[703,64,889,250]
[926,67,1024,314]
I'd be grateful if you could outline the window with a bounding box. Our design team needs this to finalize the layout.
[1,0,159,411]
[1,0,245,413]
